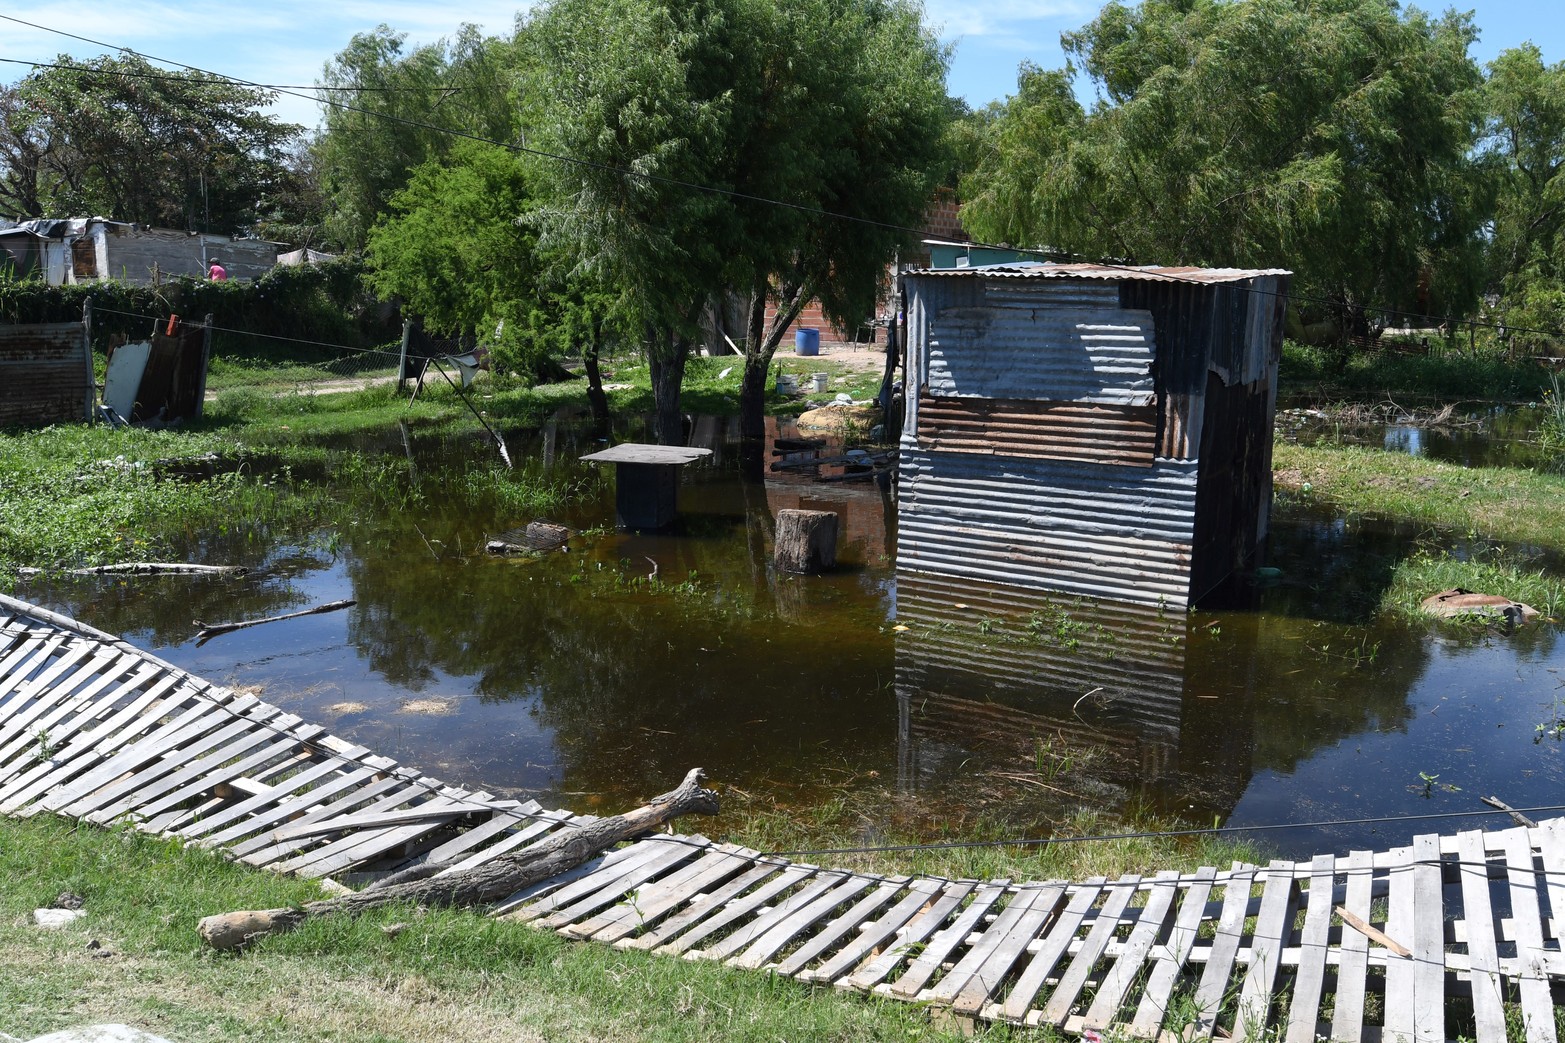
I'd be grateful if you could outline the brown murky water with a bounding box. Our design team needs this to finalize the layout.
[25,413,1565,858]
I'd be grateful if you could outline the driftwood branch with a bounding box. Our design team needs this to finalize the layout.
[197,767,720,950]
[1481,795,1538,828]
[194,599,355,644]
[20,563,247,578]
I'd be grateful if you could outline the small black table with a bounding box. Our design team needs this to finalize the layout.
[580,443,713,530]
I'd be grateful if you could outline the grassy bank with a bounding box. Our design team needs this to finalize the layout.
[2,815,1024,1043]
[1279,340,1550,402]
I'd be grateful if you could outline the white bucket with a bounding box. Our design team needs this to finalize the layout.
[776,374,798,394]
[810,373,829,392]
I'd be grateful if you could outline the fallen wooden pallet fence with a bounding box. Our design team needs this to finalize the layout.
[1,593,1561,1042]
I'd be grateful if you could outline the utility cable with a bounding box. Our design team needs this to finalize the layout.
[7,12,1564,346]
[0,56,459,92]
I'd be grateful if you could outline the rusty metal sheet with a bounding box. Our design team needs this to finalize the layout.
[0,321,92,428]
[917,395,1156,468]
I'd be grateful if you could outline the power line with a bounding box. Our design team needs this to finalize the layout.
[0,56,460,93]
[5,14,1562,347]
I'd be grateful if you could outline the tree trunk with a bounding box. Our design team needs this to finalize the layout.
[197,768,720,950]
[774,509,838,574]
[648,326,689,446]
[583,321,610,426]
[740,280,809,444]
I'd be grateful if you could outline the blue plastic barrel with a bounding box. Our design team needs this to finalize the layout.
[794,328,820,356]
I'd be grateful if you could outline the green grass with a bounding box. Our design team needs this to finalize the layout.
[0,814,1047,1043]
[1280,340,1551,402]
[1274,441,1565,549]
[1382,548,1565,621]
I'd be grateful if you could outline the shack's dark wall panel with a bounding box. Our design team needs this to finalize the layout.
[0,321,92,428]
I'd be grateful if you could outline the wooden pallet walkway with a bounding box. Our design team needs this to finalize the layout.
[2,593,1563,1041]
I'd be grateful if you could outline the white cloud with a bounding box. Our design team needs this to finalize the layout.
[923,0,1091,42]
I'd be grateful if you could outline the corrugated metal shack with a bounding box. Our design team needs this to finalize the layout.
[897,261,1290,608]
[0,218,278,285]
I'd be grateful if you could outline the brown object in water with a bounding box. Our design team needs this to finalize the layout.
[196,767,720,950]
[775,509,839,574]
[1418,588,1539,625]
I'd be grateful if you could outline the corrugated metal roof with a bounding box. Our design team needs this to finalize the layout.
[907,260,1291,283]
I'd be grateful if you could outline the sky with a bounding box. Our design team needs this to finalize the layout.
[0,0,1562,130]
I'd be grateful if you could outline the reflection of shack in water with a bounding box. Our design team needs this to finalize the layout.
[894,573,1252,823]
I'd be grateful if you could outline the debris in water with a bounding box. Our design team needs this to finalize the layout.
[399,698,458,716]
[1419,588,1539,625]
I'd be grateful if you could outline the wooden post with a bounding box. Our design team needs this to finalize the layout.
[396,320,412,394]
[775,509,838,574]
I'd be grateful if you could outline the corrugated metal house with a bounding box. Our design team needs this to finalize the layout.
[0,316,93,428]
[0,218,278,285]
[897,261,1290,608]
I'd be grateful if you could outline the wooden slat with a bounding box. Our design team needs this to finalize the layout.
[946,883,1066,1016]
[272,784,486,875]
[132,723,325,827]
[74,701,280,822]
[1534,821,1565,943]
[0,660,159,789]
[505,840,690,923]
[1082,873,1178,1031]
[698,870,852,962]
[840,880,977,992]
[1384,845,1416,1042]
[773,876,911,977]
[652,865,813,957]
[490,840,657,916]
[0,648,128,758]
[889,879,1010,999]
[538,840,705,930]
[1039,874,1140,1027]
[567,843,754,943]
[731,873,877,970]
[802,878,944,985]
[1191,867,1257,1039]
[0,672,185,810]
[1129,866,1216,1038]
[1501,830,1559,1043]
[620,860,791,953]
[178,752,383,843]
[1233,862,1298,1039]
[1330,851,1375,1043]
[1284,854,1335,1043]
[1409,833,1445,1043]
[997,879,1105,1023]
[38,687,234,815]
[417,801,541,867]
[1456,830,1507,1043]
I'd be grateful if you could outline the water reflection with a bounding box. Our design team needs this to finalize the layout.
[17,413,1565,859]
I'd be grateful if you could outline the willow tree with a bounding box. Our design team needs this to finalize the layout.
[961,0,1490,339]
[1485,45,1565,346]
[524,0,950,444]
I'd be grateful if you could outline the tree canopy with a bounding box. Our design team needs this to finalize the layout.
[525,0,951,441]
[0,54,302,232]
[960,0,1490,335]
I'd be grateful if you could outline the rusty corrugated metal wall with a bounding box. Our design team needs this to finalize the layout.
[898,267,1287,608]
[0,320,93,428]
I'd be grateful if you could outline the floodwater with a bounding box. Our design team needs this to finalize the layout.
[1280,401,1555,470]
[24,413,1565,861]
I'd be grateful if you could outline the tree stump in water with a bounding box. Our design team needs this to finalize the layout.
[774,509,838,574]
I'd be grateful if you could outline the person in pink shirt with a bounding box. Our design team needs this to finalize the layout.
[208,260,227,281]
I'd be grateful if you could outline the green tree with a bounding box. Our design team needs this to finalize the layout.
[0,54,301,231]
[961,0,1490,341]
[313,25,525,251]
[526,0,950,444]
[1484,44,1565,348]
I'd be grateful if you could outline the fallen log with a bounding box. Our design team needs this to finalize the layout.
[19,562,247,578]
[194,599,356,644]
[197,767,720,950]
